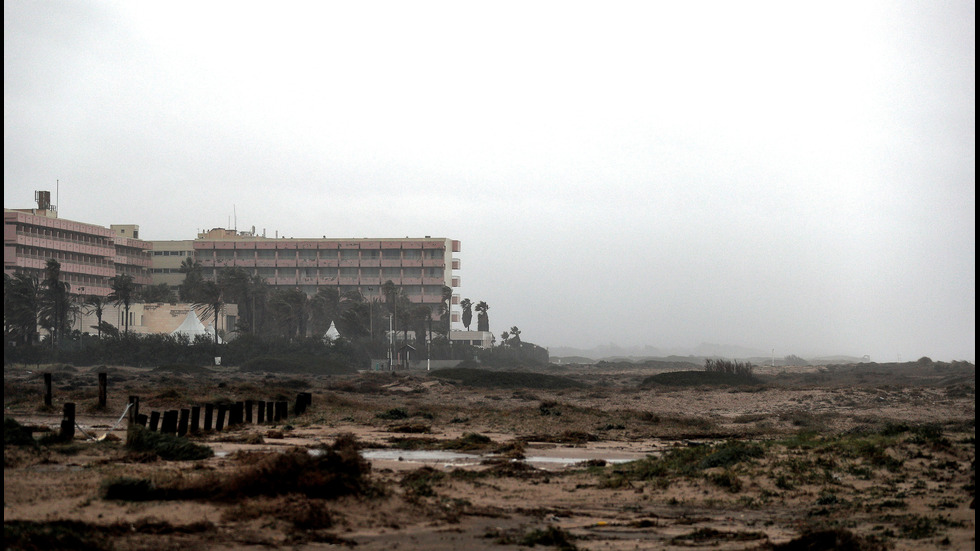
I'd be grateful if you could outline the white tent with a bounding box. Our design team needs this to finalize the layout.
[172,310,221,343]
[324,321,341,341]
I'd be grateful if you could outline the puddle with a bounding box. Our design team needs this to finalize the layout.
[216,447,645,467]
[360,449,636,467]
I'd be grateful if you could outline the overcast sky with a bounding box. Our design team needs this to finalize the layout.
[4,1,975,362]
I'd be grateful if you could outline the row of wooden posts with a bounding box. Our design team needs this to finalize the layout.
[124,392,313,437]
[42,372,313,442]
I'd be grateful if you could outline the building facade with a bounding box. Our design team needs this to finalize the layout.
[4,194,152,296]
[151,228,462,321]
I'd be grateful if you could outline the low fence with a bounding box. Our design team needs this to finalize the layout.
[35,372,313,442]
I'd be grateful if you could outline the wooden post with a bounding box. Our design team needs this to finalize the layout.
[204,404,214,431]
[60,402,75,441]
[98,372,107,409]
[128,396,140,420]
[177,409,190,436]
[215,404,226,431]
[279,401,288,420]
[44,373,53,407]
[266,401,274,423]
[190,406,201,434]
[149,411,161,432]
[295,392,312,415]
[165,410,180,434]
[256,400,265,423]
[126,396,139,445]
[136,414,148,427]
[231,402,244,426]
[245,400,253,424]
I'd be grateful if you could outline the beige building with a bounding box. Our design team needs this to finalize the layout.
[76,302,238,339]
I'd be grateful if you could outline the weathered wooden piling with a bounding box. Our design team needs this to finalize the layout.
[257,400,266,423]
[128,396,140,420]
[245,400,253,424]
[149,411,161,432]
[44,373,53,407]
[230,402,244,426]
[190,406,201,433]
[136,414,148,427]
[161,410,178,434]
[126,396,140,445]
[60,402,75,441]
[177,409,190,436]
[98,372,107,409]
[204,404,214,431]
[295,392,312,415]
[215,404,226,431]
[266,401,274,422]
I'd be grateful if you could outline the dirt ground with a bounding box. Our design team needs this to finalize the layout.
[3,361,975,550]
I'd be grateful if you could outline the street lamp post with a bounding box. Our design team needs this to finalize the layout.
[387,314,394,370]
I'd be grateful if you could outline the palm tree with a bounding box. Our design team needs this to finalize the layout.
[460,298,473,331]
[440,285,453,334]
[508,326,521,346]
[108,274,136,334]
[216,267,254,332]
[178,258,205,303]
[266,287,309,339]
[310,287,341,338]
[40,259,72,347]
[83,294,110,338]
[193,280,223,346]
[4,272,41,345]
[475,301,489,332]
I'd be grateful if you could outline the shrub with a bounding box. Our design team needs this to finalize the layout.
[4,417,36,447]
[201,433,369,500]
[126,426,213,461]
[376,408,409,420]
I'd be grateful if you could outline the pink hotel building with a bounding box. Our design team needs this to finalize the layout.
[6,193,461,322]
[183,228,462,320]
[3,193,152,296]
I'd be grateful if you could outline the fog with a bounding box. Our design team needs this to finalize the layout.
[4,1,974,361]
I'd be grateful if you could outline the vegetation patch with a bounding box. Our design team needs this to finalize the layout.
[151,363,212,375]
[642,370,760,387]
[490,525,578,550]
[125,426,213,461]
[196,434,370,499]
[4,520,113,551]
[4,417,37,447]
[429,367,585,389]
[773,528,887,550]
[240,355,356,375]
[401,466,446,498]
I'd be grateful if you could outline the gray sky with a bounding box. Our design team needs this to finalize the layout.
[4,1,975,362]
